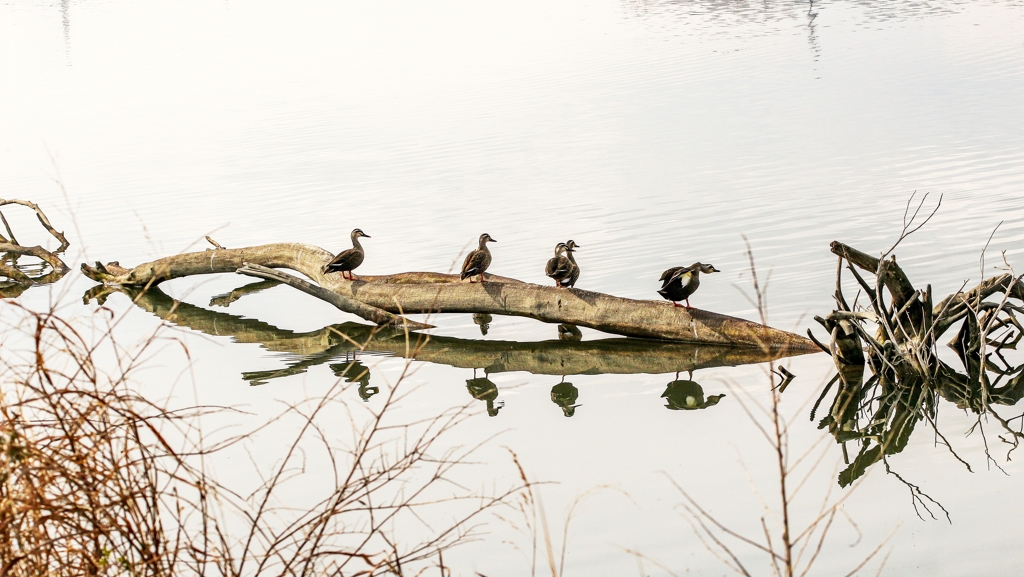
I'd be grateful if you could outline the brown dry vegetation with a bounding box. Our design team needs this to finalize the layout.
[0,298,521,576]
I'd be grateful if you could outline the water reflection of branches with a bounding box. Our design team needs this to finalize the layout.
[666,242,889,576]
[809,199,1024,517]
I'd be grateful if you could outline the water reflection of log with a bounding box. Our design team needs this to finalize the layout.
[111,286,813,381]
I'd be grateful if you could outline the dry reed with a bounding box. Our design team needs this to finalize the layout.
[0,295,522,576]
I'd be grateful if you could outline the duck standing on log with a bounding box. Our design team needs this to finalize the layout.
[544,243,573,288]
[657,262,720,308]
[323,228,370,280]
[461,233,496,283]
[564,239,581,288]
[545,240,582,288]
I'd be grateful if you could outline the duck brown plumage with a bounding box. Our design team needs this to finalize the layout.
[657,262,720,308]
[545,243,573,288]
[323,228,370,280]
[461,233,496,282]
[564,239,581,288]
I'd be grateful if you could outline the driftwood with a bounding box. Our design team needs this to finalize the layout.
[81,241,816,349]
[821,240,1024,360]
[93,286,814,380]
[236,263,432,330]
[0,199,70,297]
[809,229,1024,491]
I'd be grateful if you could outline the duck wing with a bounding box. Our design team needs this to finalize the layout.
[659,266,692,288]
[566,260,580,287]
[461,249,490,279]
[545,256,571,278]
[323,248,364,273]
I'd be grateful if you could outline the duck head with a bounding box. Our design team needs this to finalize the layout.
[479,233,497,246]
[691,262,720,274]
[565,239,581,251]
[351,228,371,239]
[553,242,568,256]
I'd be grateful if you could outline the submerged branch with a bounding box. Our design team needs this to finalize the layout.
[237,263,432,330]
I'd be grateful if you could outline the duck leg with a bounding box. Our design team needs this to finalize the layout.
[685,298,692,309]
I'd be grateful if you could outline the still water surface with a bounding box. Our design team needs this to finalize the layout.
[2,0,1024,574]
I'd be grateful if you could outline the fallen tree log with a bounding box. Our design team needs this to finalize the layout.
[236,263,432,330]
[108,286,814,379]
[81,242,816,349]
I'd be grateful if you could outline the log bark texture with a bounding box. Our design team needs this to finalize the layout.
[236,263,433,330]
[81,242,817,349]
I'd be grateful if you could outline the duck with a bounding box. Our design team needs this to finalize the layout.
[564,239,581,288]
[323,228,370,280]
[544,243,573,288]
[461,233,497,282]
[657,262,720,308]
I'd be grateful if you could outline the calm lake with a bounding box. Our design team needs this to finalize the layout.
[2,0,1024,574]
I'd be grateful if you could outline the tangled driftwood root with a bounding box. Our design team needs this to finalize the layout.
[0,199,70,297]
[811,235,1024,492]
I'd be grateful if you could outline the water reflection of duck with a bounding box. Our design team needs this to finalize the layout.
[330,359,378,401]
[550,381,580,417]
[662,378,725,410]
[461,233,497,283]
[323,228,370,281]
[657,262,720,308]
[473,313,493,336]
[466,376,504,416]
[557,323,582,341]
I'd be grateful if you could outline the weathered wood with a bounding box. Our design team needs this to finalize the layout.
[831,240,928,343]
[0,198,70,253]
[80,242,817,349]
[0,200,71,291]
[119,286,815,377]
[0,242,70,274]
[830,241,916,309]
[236,263,432,330]
[931,273,1024,337]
